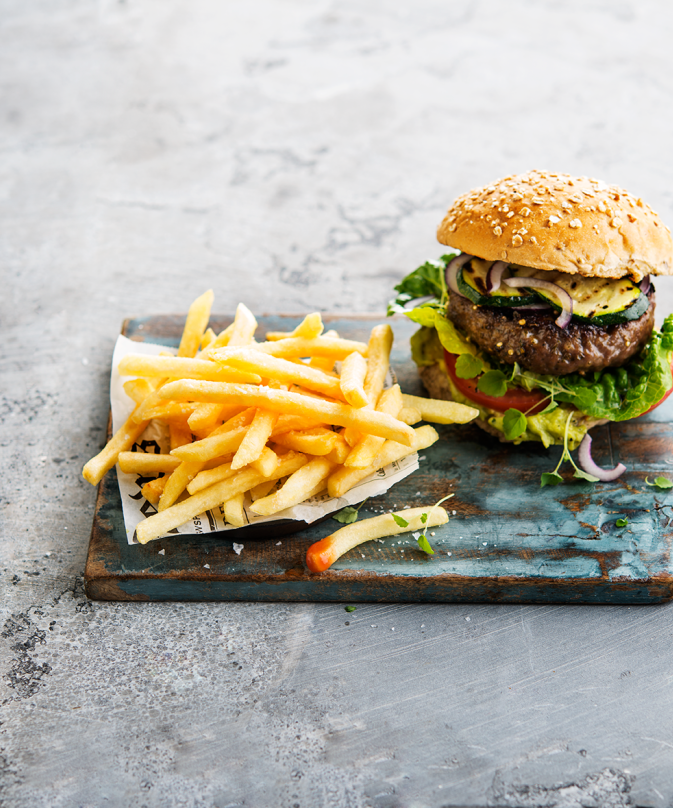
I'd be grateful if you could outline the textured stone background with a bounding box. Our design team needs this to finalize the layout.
[3,1,673,806]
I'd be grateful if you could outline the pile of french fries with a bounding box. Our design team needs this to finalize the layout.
[82,290,478,545]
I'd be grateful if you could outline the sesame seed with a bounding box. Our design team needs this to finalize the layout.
[548,215,561,224]
[502,205,510,212]
[501,250,508,259]
[532,197,544,205]
[569,218,582,228]
[507,211,514,218]
[496,341,503,347]
[512,234,523,246]
[507,349,514,355]
[530,236,538,245]
[611,217,623,228]
[518,319,526,325]
[598,200,607,212]
[533,338,538,344]
[582,189,595,197]
[512,193,523,201]
[520,207,531,217]
[493,226,502,236]
[449,223,457,232]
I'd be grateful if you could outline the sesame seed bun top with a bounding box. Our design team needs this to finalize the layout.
[437,170,673,282]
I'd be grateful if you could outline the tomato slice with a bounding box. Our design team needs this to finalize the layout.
[641,357,673,416]
[444,350,548,414]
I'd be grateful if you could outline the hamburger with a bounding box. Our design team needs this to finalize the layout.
[390,170,673,450]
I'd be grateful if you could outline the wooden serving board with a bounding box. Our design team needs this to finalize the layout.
[84,314,673,603]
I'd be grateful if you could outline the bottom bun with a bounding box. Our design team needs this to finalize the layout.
[418,362,608,443]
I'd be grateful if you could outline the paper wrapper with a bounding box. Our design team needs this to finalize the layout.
[111,335,419,544]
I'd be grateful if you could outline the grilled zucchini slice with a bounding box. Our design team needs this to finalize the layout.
[458,258,538,308]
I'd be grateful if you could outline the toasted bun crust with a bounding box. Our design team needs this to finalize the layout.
[437,170,673,282]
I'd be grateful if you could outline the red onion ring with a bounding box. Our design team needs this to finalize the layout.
[577,433,626,481]
[486,261,508,293]
[639,275,651,295]
[446,254,472,298]
[503,276,573,328]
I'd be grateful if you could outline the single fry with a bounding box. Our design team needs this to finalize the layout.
[200,327,217,350]
[224,492,246,527]
[252,336,367,360]
[136,452,307,544]
[272,427,338,456]
[306,506,449,573]
[309,329,339,372]
[213,349,346,401]
[328,424,439,499]
[141,401,197,423]
[141,476,169,506]
[265,312,324,341]
[250,457,336,517]
[186,461,236,495]
[117,452,181,475]
[325,432,350,464]
[231,409,278,470]
[82,408,150,486]
[272,414,326,435]
[340,352,368,408]
[188,402,226,435]
[398,406,422,425]
[118,354,261,385]
[158,460,203,511]
[157,381,415,446]
[250,479,277,501]
[170,421,193,451]
[178,289,214,358]
[345,384,404,469]
[251,446,279,477]
[123,378,154,405]
[171,425,249,462]
[228,302,257,347]
[400,393,479,425]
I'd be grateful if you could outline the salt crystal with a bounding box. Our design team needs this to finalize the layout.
[412,532,420,539]
[158,549,165,556]
[233,543,244,555]
[203,564,210,569]
[275,541,282,546]
[447,552,452,556]
[465,616,471,622]
[483,542,487,546]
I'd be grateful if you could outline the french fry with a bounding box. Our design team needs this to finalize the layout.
[228,302,257,347]
[339,352,368,408]
[309,329,339,372]
[224,492,246,527]
[215,348,346,401]
[186,461,236,495]
[200,327,216,350]
[250,457,336,517]
[250,479,277,501]
[82,407,151,486]
[204,322,235,351]
[306,506,449,573]
[344,385,404,469]
[170,421,193,451]
[171,425,249,463]
[141,475,169,506]
[251,446,279,477]
[118,354,261,385]
[272,427,338,456]
[251,336,367,360]
[231,409,278,470]
[400,393,479,424]
[328,424,439,499]
[325,431,350,464]
[158,460,203,511]
[178,289,214,358]
[123,378,154,405]
[188,403,227,435]
[264,312,324,341]
[117,452,181,475]
[141,401,197,423]
[272,414,327,435]
[343,323,393,445]
[136,451,307,544]
[398,407,422,425]
[157,381,415,446]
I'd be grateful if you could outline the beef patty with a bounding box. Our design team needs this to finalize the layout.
[448,288,656,375]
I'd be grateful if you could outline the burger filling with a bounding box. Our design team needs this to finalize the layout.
[389,253,673,447]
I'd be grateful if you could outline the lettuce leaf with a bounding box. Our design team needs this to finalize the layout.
[387,254,454,315]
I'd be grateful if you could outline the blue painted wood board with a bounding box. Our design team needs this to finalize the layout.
[84,314,673,603]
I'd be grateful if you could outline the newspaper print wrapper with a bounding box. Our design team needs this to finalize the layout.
[111,335,419,544]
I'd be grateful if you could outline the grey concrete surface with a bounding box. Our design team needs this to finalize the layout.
[3,1,673,806]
